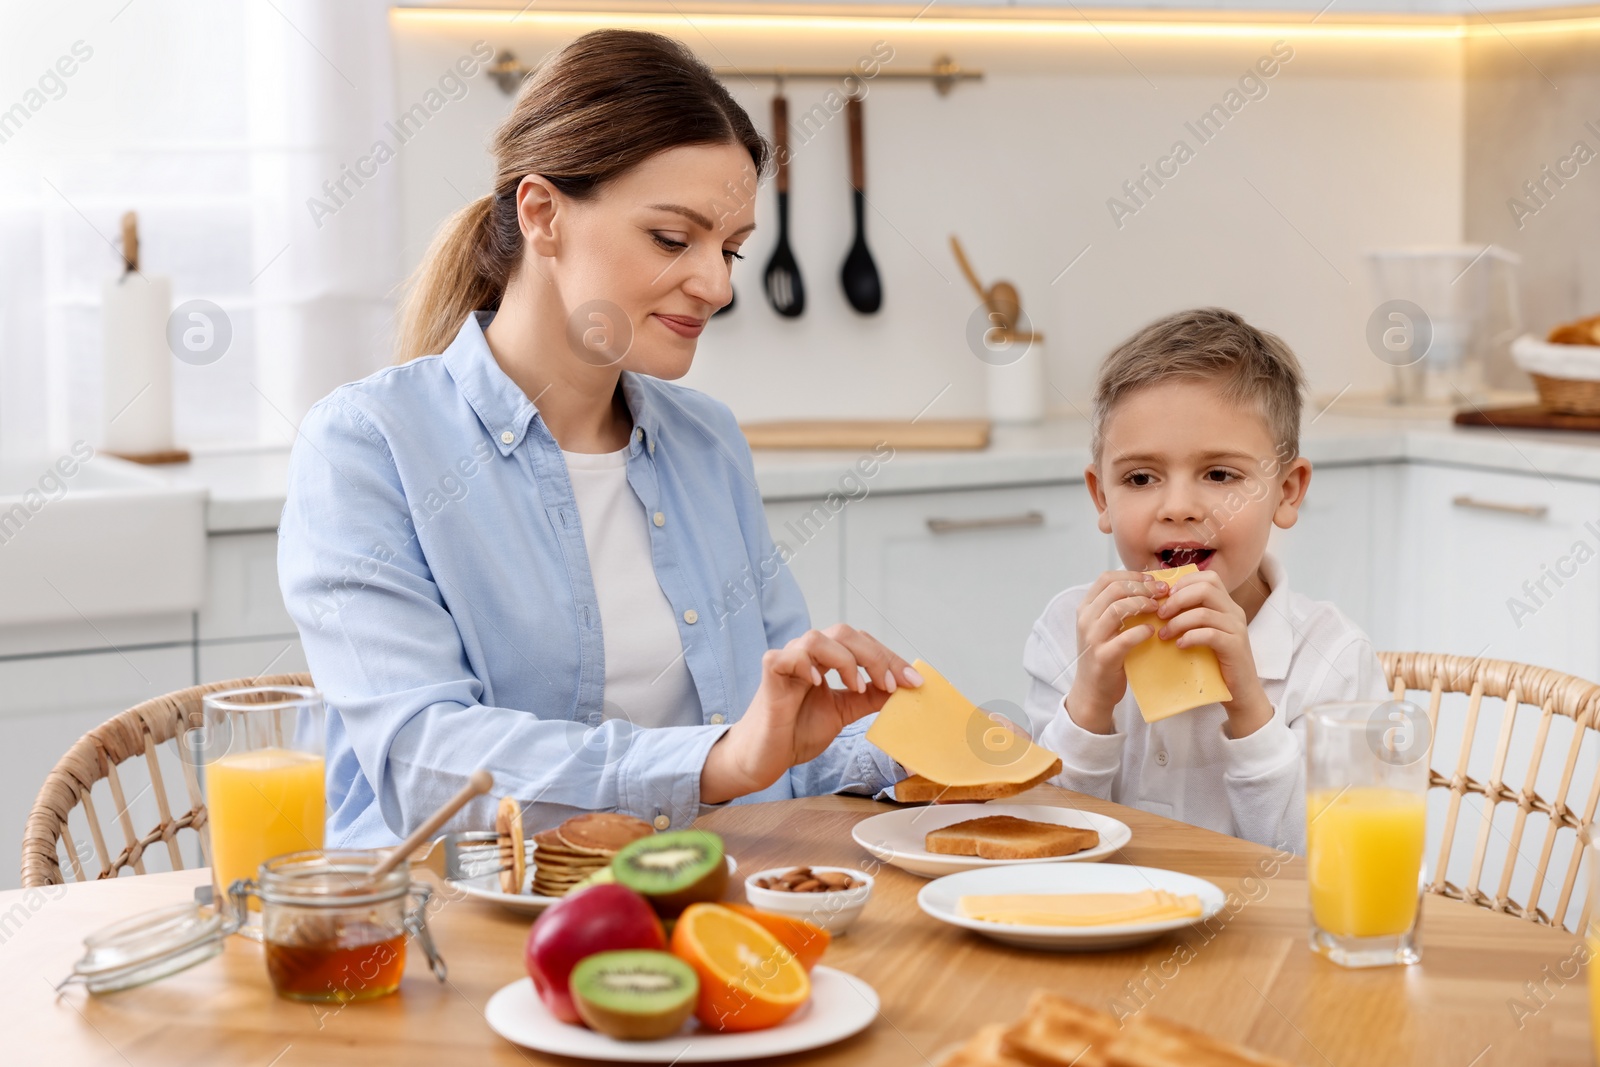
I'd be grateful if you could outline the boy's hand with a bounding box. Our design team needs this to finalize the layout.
[1154,569,1274,739]
[1064,570,1168,735]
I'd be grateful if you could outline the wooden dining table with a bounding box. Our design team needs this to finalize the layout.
[0,786,1593,1065]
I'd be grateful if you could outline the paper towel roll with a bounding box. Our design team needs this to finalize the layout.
[101,273,173,456]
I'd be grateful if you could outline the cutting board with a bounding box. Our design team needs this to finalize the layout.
[740,419,992,451]
[1453,405,1600,432]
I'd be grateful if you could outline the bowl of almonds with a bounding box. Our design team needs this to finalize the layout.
[744,865,874,935]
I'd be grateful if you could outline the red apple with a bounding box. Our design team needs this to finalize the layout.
[525,884,666,1024]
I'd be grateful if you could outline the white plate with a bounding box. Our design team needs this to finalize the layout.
[851,803,1131,878]
[918,863,1225,951]
[484,967,878,1062]
[449,855,738,916]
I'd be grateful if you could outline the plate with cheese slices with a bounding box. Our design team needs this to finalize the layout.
[851,803,1132,878]
[917,862,1225,951]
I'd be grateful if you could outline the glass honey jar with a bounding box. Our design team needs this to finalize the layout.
[60,849,446,1001]
[228,849,446,1002]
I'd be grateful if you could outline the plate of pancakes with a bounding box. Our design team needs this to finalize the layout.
[447,803,737,916]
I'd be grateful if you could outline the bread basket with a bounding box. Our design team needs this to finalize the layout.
[1511,334,1600,415]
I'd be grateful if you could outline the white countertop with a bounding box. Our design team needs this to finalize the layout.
[152,412,1600,533]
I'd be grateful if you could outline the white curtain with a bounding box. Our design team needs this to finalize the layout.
[0,0,401,459]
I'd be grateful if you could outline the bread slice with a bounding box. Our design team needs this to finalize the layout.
[938,1024,1036,1067]
[1001,991,1116,1067]
[894,758,1063,803]
[925,814,1100,860]
[1106,1015,1295,1067]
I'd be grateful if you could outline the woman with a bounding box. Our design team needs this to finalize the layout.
[278,29,922,846]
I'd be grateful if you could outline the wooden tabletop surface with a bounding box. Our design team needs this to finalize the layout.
[0,787,1593,1066]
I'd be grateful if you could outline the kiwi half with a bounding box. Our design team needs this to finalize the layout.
[611,829,728,917]
[569,950,698,1040]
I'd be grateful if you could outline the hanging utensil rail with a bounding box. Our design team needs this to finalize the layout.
[713,55,981,95]
[485,51,981,95]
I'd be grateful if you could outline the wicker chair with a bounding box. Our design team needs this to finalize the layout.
[1382,651,1600,932]
[21,673,312,888]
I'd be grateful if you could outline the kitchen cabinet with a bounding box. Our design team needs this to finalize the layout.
[0,646,196,891]
[197,637,309,686]
[1388,463,1600,914]
[763,498,845,629]
[1268,463,1393,646]
[842,482,1112,717]
[10,440,1600,893]
[1395,464,1600,683]
[196,530,305,684]
[199,532,296,641]
[0,613,192,661]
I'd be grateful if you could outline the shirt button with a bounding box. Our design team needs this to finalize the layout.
[653,814,670,830]
[1155,751,1168,766]
[653,511,666,527]
[683,609,699,624]
[636,427,644,442]
[500,431,514,445]
[648,439,656,455]
[710,713,725,725]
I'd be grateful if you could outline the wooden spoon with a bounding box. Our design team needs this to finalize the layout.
[365,769,494,885]
[950,235,1019,333]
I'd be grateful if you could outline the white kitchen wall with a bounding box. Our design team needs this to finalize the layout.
[391,11,1464,420]
[1465,27,1600,387]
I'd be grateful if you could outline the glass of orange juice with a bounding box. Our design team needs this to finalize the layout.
[194,686,326,939]
[1305,700,1430,968]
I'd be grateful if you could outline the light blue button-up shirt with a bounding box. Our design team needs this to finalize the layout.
[278,311,901,846]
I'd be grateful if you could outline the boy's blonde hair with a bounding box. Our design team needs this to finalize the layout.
[1091,307,1306,464]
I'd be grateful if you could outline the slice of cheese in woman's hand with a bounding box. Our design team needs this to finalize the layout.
[866,659,1059,787]
[1121,563,1233,723]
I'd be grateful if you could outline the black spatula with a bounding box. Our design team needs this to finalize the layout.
[763,93,805,318]
[839,94,881,315]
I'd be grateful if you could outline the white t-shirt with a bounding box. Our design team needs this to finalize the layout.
[562,445,699,730]
[1022,554,1388,855]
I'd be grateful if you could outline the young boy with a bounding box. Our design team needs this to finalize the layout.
[1024,307,1387,855]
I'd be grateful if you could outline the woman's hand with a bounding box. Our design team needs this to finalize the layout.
[700,623,923,804]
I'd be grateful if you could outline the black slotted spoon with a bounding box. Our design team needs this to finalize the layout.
[763,92,805,318]
[839,93,881,315]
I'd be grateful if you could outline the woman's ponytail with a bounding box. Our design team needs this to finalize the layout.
[392,29,770,364]
[394,192,519,365]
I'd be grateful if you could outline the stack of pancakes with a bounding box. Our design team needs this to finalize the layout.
[532,812,654,897]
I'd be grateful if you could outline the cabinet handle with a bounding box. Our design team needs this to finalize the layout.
[926,510,1046,534]
[1451,494,1549,520]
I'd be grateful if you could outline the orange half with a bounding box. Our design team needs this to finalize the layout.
[726,904,830,972]
[669,903,811,1032]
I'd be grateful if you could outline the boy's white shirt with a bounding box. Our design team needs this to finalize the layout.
[1023,554,1388,855]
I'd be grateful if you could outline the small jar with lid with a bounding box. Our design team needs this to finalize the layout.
[59,849,445,1001]
[230,849,445,1002]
